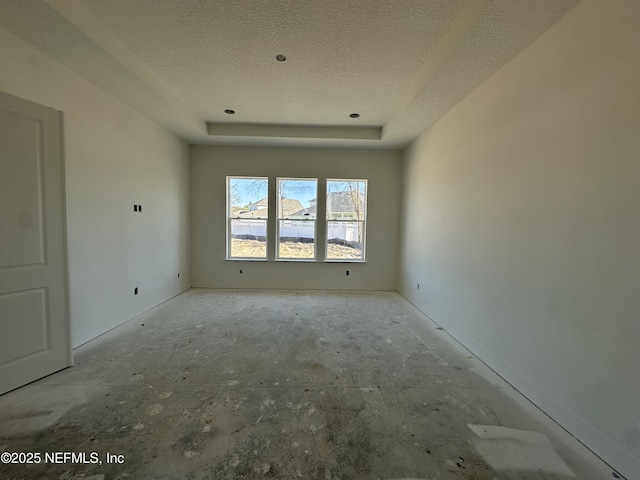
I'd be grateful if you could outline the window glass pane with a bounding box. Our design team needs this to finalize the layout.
[326,180,366,220]
[327,221,364,260]
[230,219,267,257]
[326,179,367,261]
[228,176,268,258]
[277,178,317,259]
[229,177,268,218]
[278,179,317,219]
[278,220,315,259]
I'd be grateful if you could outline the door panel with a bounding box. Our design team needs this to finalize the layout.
[0,109,45,268]
[0,288,48,364]
[0,91,71,395]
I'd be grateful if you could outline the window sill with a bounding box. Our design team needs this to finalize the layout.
[225,258,367,263]
[275,258,317,262]
[226,258,269,262]
[324,259,366,263]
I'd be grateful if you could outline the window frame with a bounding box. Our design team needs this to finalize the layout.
[275,177,318,261]
[226,176,269,261]
[325,179,368,263]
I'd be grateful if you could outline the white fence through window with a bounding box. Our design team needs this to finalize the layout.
[231,219,266,237]
[232,220,360,243]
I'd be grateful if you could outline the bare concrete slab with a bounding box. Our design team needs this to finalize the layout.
[0,289,618,479]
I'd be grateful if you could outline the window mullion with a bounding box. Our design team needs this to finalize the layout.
[316,177,326,261]
[267,176,276,261]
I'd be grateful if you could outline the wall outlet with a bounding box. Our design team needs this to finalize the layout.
[346,270,350,276]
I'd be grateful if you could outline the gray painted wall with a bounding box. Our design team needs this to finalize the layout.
[0,28,191,347]
[191,146,402,290]
[398,1,640,478]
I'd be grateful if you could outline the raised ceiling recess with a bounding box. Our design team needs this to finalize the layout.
[0,0,580,148]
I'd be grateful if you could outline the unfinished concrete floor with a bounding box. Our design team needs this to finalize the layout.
[0,289,617,480]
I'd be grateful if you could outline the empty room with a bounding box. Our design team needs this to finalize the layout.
[0,1,638,479]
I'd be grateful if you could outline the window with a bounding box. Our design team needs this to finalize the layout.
[226,176,367,262]
[276,178,317,260]
[227,176,268,259]
[326,179,367,261]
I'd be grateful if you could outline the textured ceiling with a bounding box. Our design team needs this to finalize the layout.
[0,0,581,149]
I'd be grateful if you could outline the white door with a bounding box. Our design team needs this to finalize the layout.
[0,91,71,395]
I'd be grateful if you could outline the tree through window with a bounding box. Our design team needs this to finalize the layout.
[276,178,317,260]
[227,176,268,259]
[326,179,367,261]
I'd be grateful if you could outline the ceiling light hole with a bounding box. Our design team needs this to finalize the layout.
[276,54,287,62]
[224,109,235,115]
[349,113,360,118]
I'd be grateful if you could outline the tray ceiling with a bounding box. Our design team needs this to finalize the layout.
[0,0,580,148]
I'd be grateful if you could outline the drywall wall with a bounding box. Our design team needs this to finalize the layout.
[0,28,191,347]
[398,1,640,478]
[191,146,401,290]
